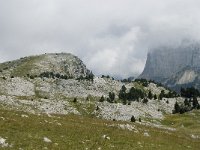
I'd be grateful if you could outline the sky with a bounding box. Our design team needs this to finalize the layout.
[0,0,200,78]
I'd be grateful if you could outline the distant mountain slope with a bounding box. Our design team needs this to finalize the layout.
[139,42,200,90]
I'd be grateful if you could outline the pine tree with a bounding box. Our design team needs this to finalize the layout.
[174,102,180,113]
[108,92,115,103]
[193,96,199,109]
[154,94,157,100]
[148,91,153,99]
[99,95,105,102]
[119,85,127,100]
[131,115,136,122]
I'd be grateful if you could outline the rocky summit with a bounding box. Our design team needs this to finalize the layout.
[139,41,200,91]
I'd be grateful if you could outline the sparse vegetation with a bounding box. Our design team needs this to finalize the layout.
[131,115,136,122]
[0,108,199,149]
[39,72,69,80]
[118,84,153,103]
[108,92,115,103]
[134,78,149,87]
[0,53,200,149]
[180,87,200,98]
[99,95,105,102]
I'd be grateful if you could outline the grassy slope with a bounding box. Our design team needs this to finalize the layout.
[162,110,200,137]
[0,55,44,77]
[0,107,200,150]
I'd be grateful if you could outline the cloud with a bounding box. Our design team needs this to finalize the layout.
[0,0,200,78]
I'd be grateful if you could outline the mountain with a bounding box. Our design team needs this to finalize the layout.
[139,41,200,90]
[0,52,180,120]
[0,52,200,149]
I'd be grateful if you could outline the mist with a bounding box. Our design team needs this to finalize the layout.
[0,0,200,78]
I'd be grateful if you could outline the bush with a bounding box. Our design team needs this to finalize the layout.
[119,85,127,100]
[30,75,34,79]
[159,90,165,100]
[99,96,105,102]
[181,87,200,98]
[148,91,153,99]
[173,102,180,114]
[193,97,199,109]
[127,87,146,101]
[73,98,77,103]
[143,98,148,104]
[131,116,136,122]
[108,92,115,103]
[96,106,100,111]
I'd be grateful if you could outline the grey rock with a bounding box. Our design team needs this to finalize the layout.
[139,42,200,90]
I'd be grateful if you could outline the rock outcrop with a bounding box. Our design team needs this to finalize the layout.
[139,42,200,90]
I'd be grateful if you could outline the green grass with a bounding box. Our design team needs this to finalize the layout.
[10,56,44,77]
[132,82,147,93]
[0,107,200,150]
[70,96,97,117]
[0,55,44,77]
[162,110,200,136]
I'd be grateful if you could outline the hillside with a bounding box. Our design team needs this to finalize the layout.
[0,108,200,150]
[0,53,89,79]
[0,53,200,149]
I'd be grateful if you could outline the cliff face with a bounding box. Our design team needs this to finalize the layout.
[139,42,200,90]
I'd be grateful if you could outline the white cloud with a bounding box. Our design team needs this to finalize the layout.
[0,0,200,78]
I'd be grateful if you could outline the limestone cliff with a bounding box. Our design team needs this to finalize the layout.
[139,42,200,90]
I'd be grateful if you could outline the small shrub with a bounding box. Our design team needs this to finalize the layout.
[30,75,34,79]
[96,106,100,111]
[73,98,77,103]
[143,98,148,104]
[108,92,115,103]
[99,96,105,102]
[131,116,136,122]
[3,67,8,70]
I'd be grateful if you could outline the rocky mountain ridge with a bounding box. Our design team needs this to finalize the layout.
[0,53,179,121]
[139,42,200,90]
[0,53,199,125]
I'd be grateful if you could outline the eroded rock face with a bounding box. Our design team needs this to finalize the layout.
[139,42,200,90]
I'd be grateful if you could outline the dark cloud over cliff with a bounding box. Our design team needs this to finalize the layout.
[0,0,200,78]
